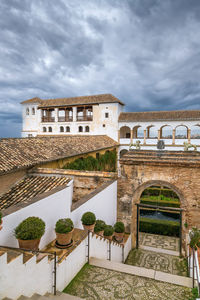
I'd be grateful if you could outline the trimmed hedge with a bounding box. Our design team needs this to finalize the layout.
[139,217,180,237]
[141,187,179,199]
[140,198,180,208]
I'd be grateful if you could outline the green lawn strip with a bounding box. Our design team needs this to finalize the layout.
[63,263,92,294]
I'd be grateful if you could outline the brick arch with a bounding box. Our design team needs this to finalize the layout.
[132,180,184,207]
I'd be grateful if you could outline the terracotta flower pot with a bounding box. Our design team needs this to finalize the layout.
[0,219,2,231]
[56,229,74,245]
[83,223,95,232]
[114,232,124,243]
[18,238,41,251]
[104,234,113,241]
[95,230,104,237]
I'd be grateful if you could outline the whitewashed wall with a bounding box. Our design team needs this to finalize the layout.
[1,181,73,249]
[71,181,117,230]
[0,232,131,299]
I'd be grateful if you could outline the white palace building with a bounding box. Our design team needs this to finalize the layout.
[21,93,200,155]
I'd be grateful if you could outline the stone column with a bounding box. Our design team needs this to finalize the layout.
[143,129,146,145]
[188,129,191,143]
[158,129,161,141]
[73,107,77,122]
[54,108,58,122]
[130,129,133,143]
[172,129,176,145]
[118,129,120,142]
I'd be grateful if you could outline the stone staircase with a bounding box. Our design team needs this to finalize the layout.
[3,292,82,300]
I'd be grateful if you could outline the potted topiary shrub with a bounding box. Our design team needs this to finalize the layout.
[114,221,125,243]
[94,220,106,236]
[81,212,96,232]
[55,218,74,246]
[14,217,45,250]
[0,211,2,231]
[103,225,114,240]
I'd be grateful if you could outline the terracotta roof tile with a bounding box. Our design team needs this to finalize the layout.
[36,94,124,108]
[0,175,70,210]
[119,110,200,122]
[0,135,118,174]
[20,97,42,104]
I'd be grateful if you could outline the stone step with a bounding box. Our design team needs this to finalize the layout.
[90,257,193,288]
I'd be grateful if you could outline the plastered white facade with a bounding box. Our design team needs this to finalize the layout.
[0,179,131,299]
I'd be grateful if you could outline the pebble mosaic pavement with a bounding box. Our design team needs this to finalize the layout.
[139,232,179,251]
[125,248,188,276]
[64,264,192,300]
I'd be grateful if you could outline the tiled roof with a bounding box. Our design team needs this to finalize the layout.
[0,135,118,174]
[35,94,124,108]
[120,150,200,167]
[0,175,70,210]
[20,97,42,104]
[119,110,200,122]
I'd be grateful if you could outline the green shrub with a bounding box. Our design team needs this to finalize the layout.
[14,217,45,240]
[63,150,117,172]
[189,287,199,300]
[55,218,74,234]
[140,198,180,208]
[104,225,114,236]
[94,220,106,233]
[81,212,96,225]
[161,189,179,199]
[114,221,125,233]
[189,227,200,250]
[139,217,180,237]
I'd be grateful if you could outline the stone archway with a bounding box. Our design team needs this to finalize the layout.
[131,180,185,251]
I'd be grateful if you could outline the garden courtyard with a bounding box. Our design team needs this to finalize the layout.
[63,264,192,300]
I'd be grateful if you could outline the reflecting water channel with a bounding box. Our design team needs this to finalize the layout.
[140,209,180,222]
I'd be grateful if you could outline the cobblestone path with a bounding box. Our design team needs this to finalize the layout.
[125,248,188,276]
[64,264,192,300]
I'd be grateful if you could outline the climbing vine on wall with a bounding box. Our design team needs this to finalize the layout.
[63,150,116,172]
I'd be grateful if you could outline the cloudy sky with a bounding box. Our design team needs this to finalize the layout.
[1,0,200,137]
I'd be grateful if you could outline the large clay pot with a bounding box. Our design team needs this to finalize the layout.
[83,223,95,232]
[114,232,124,243]
[56,229,74,245]
[104,234,113,241]
[18,238,40,251]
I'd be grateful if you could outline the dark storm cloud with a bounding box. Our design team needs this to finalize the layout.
[0,0,200,137]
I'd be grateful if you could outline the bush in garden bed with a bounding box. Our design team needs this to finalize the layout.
[55,218,74,234]
[14,217,45,240]
[114,221,125,233]
[139,217,180,237]
[140,198,180,208]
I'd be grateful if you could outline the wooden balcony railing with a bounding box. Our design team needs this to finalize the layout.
[76,115,93,121]
[42,117,55,122]
[58,116,73,122]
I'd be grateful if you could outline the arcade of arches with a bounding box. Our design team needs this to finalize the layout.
[118,150,200,254]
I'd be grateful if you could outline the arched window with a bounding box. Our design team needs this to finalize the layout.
[120,126,131,139]
[120,149,128,158]
[60,126,64,133]
[43,127,47,132]
[137,126,144,138]
[66,126,70,132]
[175,125,188,139]
[48,127,52,133]
[191,125,200,139]
[26,108,29,115]
[32,108,35,115]
[147,125,157,138]
[79,126,83,132]
[85,126,90,132]
[161,125,173,138]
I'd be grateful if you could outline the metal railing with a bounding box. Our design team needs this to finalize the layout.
[188,248,200,294]
[0,245,57,295]
[42,116,55,122]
